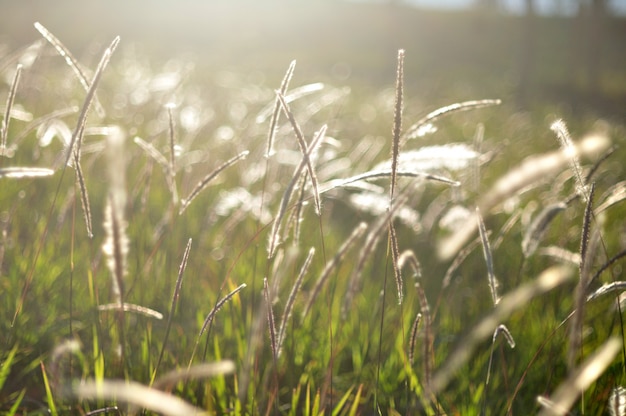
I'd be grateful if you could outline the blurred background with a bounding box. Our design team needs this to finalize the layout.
[1,0,625,119]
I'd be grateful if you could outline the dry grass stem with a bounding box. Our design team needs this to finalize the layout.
[303,222,367,318]
[431,265,574,394]
[1,64,22,154]
[390,49,404,200]
[264,277,278,361]
[267,125,326,259]
[277,247,315,357]
[265,60,296,157]
[276,91,322,215]
[74,379,205,416]
[438,133,610,260]
[34,22,105,117]
[179,150,249,215]
[537,337,621,416]
[522,202,567,257]
[476,208,500,306]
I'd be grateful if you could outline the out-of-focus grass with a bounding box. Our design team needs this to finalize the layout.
[1,4,626,414]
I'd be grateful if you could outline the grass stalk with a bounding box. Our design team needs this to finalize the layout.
[276,91,322,215]
[1,64,22,156]
[151,238,192,386]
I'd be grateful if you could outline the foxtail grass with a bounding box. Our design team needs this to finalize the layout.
[568,183,596,369]
[34,22,106,117]
[267,125,326,259]
[276,91,322,216]
[265,60,296,158]
[179,150,249,215]
[390,49,404,200]
[551,119,589,202]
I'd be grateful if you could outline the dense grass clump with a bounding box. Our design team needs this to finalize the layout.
[1,24,626,415]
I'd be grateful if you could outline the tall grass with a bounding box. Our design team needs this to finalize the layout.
[1,25,625,415]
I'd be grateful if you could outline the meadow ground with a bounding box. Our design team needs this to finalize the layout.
[1,2,626,414]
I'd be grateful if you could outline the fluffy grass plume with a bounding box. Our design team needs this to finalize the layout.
[551,119,589,202]
[568,183,596,369]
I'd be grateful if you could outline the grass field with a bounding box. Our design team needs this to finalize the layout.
[2,2,626,415]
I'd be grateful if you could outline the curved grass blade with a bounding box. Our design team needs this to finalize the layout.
[179,150,249,215]
[1,64,22,154]
[303,222,367,319]
[320,170,459,194]
[403,99,501,142]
